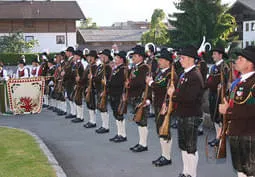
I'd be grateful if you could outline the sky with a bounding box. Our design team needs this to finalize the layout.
[76,0,237,26]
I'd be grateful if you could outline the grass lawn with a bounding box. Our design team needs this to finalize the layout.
[0,127,56,177]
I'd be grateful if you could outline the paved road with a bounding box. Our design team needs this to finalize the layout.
[0,108,235,177]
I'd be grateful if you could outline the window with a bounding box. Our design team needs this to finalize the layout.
[246,23,249,31]
[25,36,34,42]
[56,35,65,44]
[24,20,34,28]
[252,22,255,31]
[252,41,255,46]
[246,41,249,47]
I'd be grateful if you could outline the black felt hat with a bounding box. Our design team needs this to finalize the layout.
[101,49,113,61]
[114,51,127,63]
[74,50,83,58]
[158,48,173,62]
[132,45,145,58]
[66,46,75,53]
[87,50,98,58]
[178,46,199,59]
[212,45,228,59]
[235,46,255,65]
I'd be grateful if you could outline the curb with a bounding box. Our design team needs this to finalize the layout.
[0,126,67,177]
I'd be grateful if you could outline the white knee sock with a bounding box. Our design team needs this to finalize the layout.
[101,112,109,129]
[120,119,126,138]
[61,101,66,112]
[160,138,172,160]
[138,126,148,147]
[66,100,71,114]
[47,96,52,106]
[181,151,189,175]
[57,100,60,109]
[89,109,96,124]
[215,123,221,139]
[77,105,83,120]
[71,102,76,115]
[52,99,57,108]
[188,151,199,177]
[116,120,121,135]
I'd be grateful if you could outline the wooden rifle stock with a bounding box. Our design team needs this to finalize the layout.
[118,66,129,115]
[85,65,93,103]
[216,63,231,159]
[133,64,151,123]
[159,64,175,136]
[97,64,107,111]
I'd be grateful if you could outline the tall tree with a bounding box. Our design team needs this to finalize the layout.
[141,9,170,46]
[169,0,237,48]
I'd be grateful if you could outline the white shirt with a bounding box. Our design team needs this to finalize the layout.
[215,59,224,66]
[30,66,40,77]
[16,67,29,78]
[81,58,88,70]
[240,71,255,82]
[0,69,8,81]
[184,65,196,73]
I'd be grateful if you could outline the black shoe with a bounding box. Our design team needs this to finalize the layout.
[95,127,109,134]
[56,109,61,114]
[47,106,54,110]
[113,135,127,143]
[171,122,178,129]
[57,111,65,116]
[210,139,220,147]
[152,156,163,164]
[130,144,139,151]
[84,122,96,128]
[132,144,148,152]
[198,130,203,136]
[95,127,104,133]
[178,174,186,177]
[43,104,49,108]
[109,135,119,142]
[154,156,172,167]
[71,118,84,123]
[65,114,76,119]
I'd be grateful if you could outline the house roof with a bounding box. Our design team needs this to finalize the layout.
[232,0,255,11]
[0,1,85,20]
[78,29,147,42]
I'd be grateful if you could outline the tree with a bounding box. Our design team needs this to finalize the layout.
[169,0,237,48]
[141,9,170,46]
[79,17,98,29]
[0,32,38,53]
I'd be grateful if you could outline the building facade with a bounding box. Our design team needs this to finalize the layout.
[243,20,255,48]
[0,1,85,53]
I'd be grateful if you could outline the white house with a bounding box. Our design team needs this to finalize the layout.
[0,1,85,53]
[243,20,255,48]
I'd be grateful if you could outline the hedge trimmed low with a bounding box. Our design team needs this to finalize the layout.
[0,53,57,66]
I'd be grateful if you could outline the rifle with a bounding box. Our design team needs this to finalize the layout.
[216,63,231,159]
[117,65,129,115]
[159,64,175,137]
[97,63,107,111]
[73,65,80,102]
[133,64,151,123]
[85,64,93,103]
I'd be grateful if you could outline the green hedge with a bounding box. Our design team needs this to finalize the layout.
[0,53,57,66]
